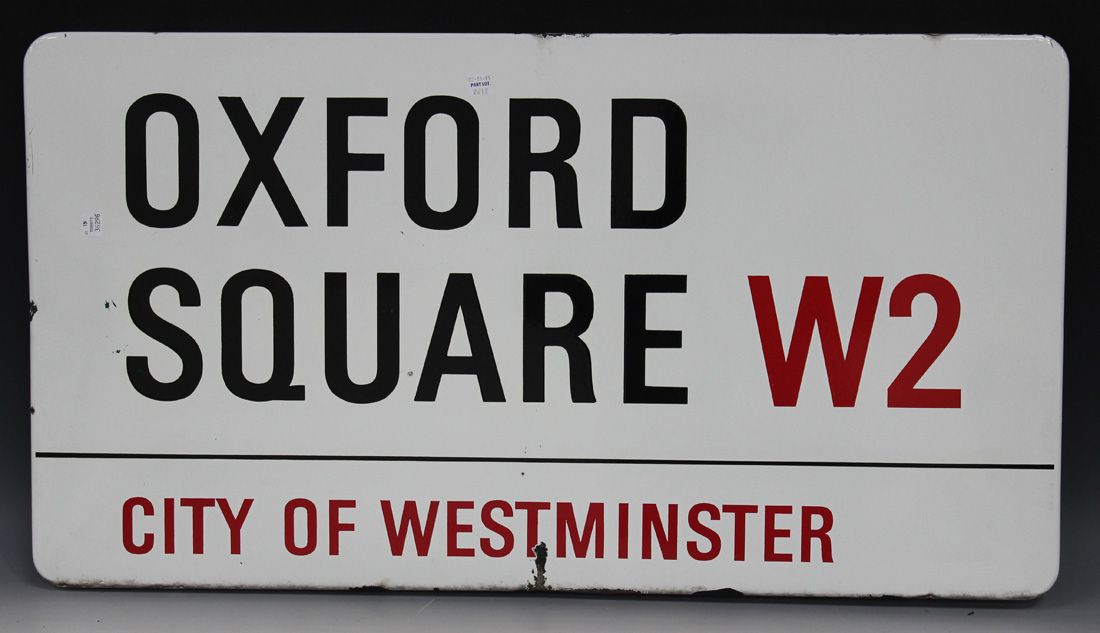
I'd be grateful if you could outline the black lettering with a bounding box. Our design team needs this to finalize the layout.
[221,269,304,401]
[623,274,688,404]
[404,96,479,230]
[327,98,387,227]
[126,268,202,400]
[610,99,687,229]
[125,94,199,228]
[523,274,595,402]
[415,274,504,401]
[218,97,307,227]
[325,272,400,403]
[509,99,582,228]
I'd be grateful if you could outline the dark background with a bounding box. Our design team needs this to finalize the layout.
[2,1,1096,630]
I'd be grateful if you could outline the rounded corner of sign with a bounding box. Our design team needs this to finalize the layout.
[1004,557,1061,600]
[1036,34,1068,57]
[24,32,69,63]
[1027,34,1070,80]
[30,548,66,588]
[1029,558,1061,599]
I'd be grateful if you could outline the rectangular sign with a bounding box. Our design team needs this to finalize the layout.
[25,33,1068,597]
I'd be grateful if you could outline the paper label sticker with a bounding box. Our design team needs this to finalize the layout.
[81,213,101,237]
[468,73,491,96]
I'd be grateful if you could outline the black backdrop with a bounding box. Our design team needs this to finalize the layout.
[2,0,1096,622]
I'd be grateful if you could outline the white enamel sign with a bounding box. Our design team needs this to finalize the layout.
[25,33,1068,597]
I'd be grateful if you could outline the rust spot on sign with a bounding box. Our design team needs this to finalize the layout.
[528,541,549,590]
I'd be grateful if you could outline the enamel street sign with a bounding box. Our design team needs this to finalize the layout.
[25,33,1067,597]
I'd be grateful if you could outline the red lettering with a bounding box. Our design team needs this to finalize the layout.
[686,503,720,561]
[447,501,475,557]
[888,274,962,408]
[480,500,514,557]
[721,504,758,562]
[515,501,551,556]
[380,500,439,556]
[284,498,317,556]
[641,503,677,560]
[556,502,604,559]
[748,276,882,407]
[617,503,629,559]
[164,497,175,554]
[216,498,252,555]
[180,498,215,554]
[801,506,834,563]
[122,497,154,555]
[764,505,793,562]
[329,500,355,555]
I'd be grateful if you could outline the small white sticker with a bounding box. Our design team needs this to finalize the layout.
[468,74,492,96]
[81,213,102,237]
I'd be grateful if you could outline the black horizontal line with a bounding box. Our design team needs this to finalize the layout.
[34,452,1055,470]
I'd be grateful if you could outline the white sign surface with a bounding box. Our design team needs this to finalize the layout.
[25,33,1067,597]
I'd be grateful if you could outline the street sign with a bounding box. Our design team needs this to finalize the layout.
[25,33,1067,597]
